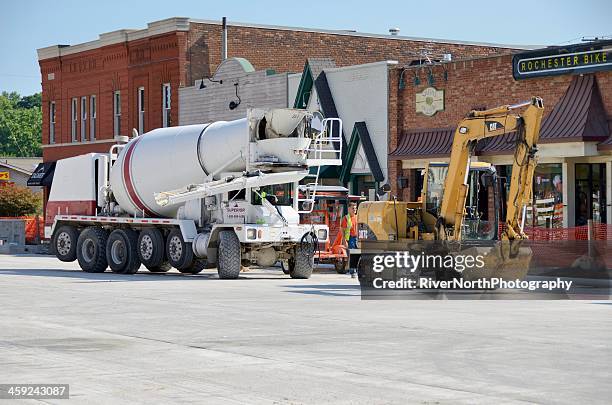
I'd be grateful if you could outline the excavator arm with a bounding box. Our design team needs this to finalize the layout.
[437,97,544,241]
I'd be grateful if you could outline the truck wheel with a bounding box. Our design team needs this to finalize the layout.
[53,225,79,262]
[147,262,172,273]
[138,228,170,273]
[179,259,206,274]
[217,231,241,279]
[334,259,349,274]
[166,228,194,271]
[289,243,314,279]
[106,229,141,274]
[76,227,108,273]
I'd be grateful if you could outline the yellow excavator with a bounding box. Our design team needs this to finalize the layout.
[356,97,544,282]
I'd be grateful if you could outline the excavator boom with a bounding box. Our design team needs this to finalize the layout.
[438,97,544,241]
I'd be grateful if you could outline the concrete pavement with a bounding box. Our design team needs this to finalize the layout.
[0,254,610,404]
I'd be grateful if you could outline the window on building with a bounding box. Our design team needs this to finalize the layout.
[80,96,87,142]
[531,163,563,228]
[90,95,96,141]
[162,83,171,128]
[138,87,145,134]
[71,98,78,142]
[500,163,564,229]
[113,91,121,136]
[49,101,56,144]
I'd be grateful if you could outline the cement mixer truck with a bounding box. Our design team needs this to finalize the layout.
[46,108,342,279]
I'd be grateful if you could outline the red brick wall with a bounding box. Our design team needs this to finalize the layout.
[187,22,513,83]
[43,141,116,161]
[388,53,612,197]
[40,22,517,164]
[40,32,185,162]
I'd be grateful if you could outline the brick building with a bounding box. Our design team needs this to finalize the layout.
[387,41,612,227]
[37,17,523,163]
[277,41,612,227]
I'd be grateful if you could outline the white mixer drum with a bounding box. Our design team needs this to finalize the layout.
[110,119,249,217]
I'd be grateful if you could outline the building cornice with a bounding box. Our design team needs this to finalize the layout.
[38,16,539,61]
[37,17,190,61]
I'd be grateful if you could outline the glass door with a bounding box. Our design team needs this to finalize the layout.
[575,163,607,225]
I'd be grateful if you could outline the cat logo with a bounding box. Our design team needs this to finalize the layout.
[485,120,504,132]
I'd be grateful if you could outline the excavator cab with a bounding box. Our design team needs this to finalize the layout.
[423,162,501,241]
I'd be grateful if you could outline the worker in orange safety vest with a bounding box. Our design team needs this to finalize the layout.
[341,202,358,248]
[341,202,358,277]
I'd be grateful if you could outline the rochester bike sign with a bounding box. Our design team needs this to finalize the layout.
[512,40,612,80]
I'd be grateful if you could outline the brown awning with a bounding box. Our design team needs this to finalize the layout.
[389,128,454,160]
[390,74,610,159]
[539,74,608,143]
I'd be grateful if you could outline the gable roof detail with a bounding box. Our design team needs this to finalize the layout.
[340,122,384,183]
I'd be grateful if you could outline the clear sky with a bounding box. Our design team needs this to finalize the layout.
[1,0,610,95]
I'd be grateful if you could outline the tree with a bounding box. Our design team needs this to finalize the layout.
[0,183,42,216]
[17,93,42,109]
[0,91,42,157]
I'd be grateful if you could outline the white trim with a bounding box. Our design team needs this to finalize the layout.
[90,95,96,141]
[49,101,56,144]
[113,90,121,136]
[37,17,535,61]
[138,87,145,134]
[80,96,87,142]
[71,98,78,142]
[162,83,171,128]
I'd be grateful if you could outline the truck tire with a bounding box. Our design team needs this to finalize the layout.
[179,259,206,274]
[334,259,349,274]
[106,229,141,274]
[166,228,194,271]
[217,231,241,279]
[138,228,170,273]
[147,262,172,273]
[53,225,79,262]
[76,227,108,273]
[289,243,314,279]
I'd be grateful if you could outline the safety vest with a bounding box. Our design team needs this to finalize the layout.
[343,214,352,241]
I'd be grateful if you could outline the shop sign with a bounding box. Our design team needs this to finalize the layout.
[416,87,444,116]
[0,172,9,181]
[513,40,612,80]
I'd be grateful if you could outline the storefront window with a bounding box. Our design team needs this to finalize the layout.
[498,163,563,228]
[532,164,563,228]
